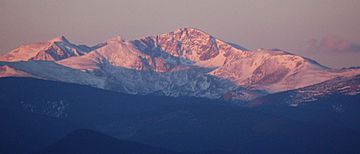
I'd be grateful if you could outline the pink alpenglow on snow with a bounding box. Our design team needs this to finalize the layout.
[1,28,360,101]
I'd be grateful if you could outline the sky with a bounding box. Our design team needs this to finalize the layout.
[0,0,359,68]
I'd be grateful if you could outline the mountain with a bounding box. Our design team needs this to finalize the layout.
[39,129,178,154]
[0,36,92,62]
[1,27,359,101]
[59,28,360,93]
[1,77,360,153]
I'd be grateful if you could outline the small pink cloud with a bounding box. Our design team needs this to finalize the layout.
[307,36,360,53]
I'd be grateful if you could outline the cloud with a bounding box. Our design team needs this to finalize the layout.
[307,36,360,53]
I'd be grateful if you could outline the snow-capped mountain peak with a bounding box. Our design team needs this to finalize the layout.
[169,27,211,39]
[0,36,92,62]
[1,27,360,101]
[106,36,125,43]
[49,35,70,44]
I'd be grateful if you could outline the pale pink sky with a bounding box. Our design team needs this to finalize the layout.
[1,0,360,68]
